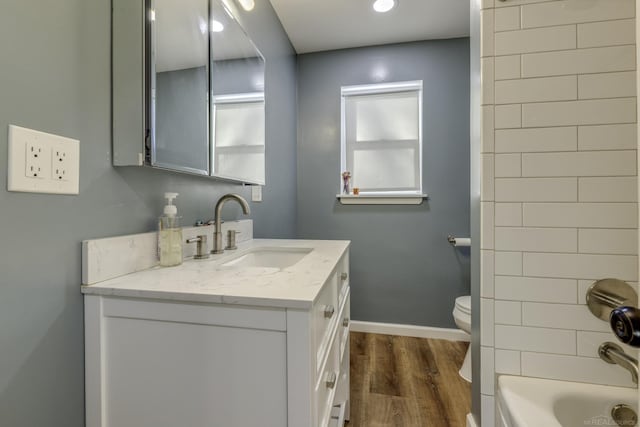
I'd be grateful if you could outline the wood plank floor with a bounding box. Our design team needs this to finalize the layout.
[347,332,471,427]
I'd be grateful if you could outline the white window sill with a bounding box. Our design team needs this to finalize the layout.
[336,194,428,205]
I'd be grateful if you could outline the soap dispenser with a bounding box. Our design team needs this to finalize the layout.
[159,192,183,267]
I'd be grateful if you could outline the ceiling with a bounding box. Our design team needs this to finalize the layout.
[155,0,261,73]
[269,0,470,54]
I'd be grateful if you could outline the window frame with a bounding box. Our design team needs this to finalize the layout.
[340,80,424,198]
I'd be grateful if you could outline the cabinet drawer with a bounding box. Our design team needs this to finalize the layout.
[337,252,349,306]
[339,291,350,363]
[328,402,347,427]
[316,326,340,427]
[314,272,338,372]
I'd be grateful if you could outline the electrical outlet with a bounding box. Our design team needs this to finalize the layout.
[8,125,80,195]
[25,142,48,179]
[52,147,69,181]
[251,185,262,202]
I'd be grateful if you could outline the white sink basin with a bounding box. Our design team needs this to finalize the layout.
[220,247,313,270]
[498,375,637,427]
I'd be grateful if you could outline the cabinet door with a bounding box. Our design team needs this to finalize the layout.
[104,316,287,427]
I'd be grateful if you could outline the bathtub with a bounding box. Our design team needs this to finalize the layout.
[497,375,637,427]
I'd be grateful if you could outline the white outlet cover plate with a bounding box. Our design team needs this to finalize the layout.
[8,125,80,195]
[251,185,262,202]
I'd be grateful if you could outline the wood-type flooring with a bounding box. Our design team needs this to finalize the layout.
[347,332,471,427]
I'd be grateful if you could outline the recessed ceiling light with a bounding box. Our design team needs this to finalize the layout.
[237,0,255,11]
[373,0,396,13]
[211,19,224,32]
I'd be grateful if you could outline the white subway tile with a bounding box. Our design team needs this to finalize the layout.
[481,57,494,106]
[577,331,637,358]
[579,72,636,100]
[481,9,494,58]
[579,229,638,255]
[481,154,495,201]
[495,0,549,6]
[495,203,522,227]
[495,300,522,325]
[482,250,495,298]
[583,21,635,48]
[521,151,637,177]
[482,106,495,153]
[522,302,609,332]
[495,6,520,32]
[495,251,522,276]
[521,352,635,387]
[523,203,638,228]
[522,252,638,281]
[579,124,637,151]
[495,325,576,354]
[495,76,577,105]
[481,202,495,249]
[482,298,495,346]
[495,25,575,56]
[495,55,521,80]
[495,178,577,202]
[495,153,521,177]
[579,177,638,203]
[522,46,636,78]
[521,0,635,29]
[578,19,635,48]
[495,104,522,129]
[495,227,577,253]
[481,346,495,395]
[495,349,521,374]
[495,127,577,153]
[495,276,577,304]
[481,395,495,427]
[522,98,637,127]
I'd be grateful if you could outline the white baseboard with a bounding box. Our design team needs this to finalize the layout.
[466,413,479,427]
[350,320,470,342]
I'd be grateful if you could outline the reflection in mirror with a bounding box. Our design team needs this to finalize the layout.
[151,0,210,175]
[212,93,265,183]
[209,0,265,184]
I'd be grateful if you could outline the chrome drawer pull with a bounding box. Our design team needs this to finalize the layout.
[340,272,348,281]
[324,305,335,318]
[343,317,350,327]
[325,371,337,389]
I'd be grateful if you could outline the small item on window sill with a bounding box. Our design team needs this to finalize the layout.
[342,171,351,195]
[352,187,360,195]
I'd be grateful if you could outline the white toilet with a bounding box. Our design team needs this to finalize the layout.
[452,295,471,382]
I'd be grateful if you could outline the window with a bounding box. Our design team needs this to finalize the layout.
[211,92,265,184]
[340,81,426,204]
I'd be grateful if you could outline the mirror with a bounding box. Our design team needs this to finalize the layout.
[148,0,265,183]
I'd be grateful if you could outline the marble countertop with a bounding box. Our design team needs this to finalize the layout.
[81,239,350,309]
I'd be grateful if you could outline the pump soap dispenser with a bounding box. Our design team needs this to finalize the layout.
[159,192,183,267]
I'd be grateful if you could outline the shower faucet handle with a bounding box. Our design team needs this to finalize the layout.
[610,306,640,348]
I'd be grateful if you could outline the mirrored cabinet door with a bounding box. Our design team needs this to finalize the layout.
[112,0,266,184]
[151,0,210,175]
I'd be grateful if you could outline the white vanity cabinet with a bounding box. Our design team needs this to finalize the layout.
[83,244,350,427]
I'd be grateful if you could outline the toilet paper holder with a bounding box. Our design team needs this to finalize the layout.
[448,235,471,247]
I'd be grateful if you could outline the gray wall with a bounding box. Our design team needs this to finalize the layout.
[296,39,470,328]
[0,1,296,426]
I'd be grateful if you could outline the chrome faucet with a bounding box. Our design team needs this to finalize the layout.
[211,194,250,254]
[599,342,639,384]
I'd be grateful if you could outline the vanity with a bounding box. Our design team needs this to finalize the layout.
[82,229,350,427]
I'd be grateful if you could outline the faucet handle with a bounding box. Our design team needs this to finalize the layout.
[610,306,640,347]
[225,230,240,250]
[186,235,210,260]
